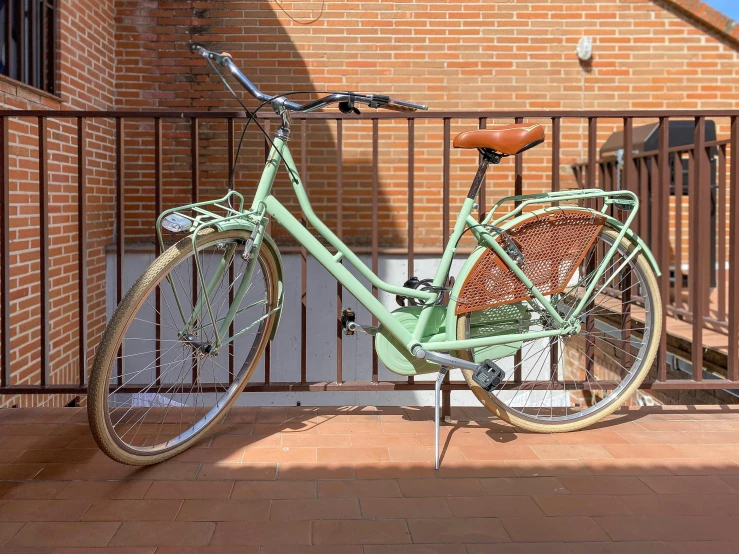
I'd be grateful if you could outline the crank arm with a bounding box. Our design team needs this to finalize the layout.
[413,349,478,371]
[346,321,380,336]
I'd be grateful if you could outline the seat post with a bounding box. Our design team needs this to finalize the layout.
[466,149,500,201]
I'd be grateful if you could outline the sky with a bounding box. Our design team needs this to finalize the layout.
[704,0,739,21]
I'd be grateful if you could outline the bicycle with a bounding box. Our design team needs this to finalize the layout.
[88,46,662,468]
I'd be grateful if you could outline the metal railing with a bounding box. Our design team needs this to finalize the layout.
[0,109,738,407]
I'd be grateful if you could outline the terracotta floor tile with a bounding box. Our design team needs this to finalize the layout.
[261,547,361,554]
[532,494,633,516]
[211,521,311,545]
[399,478,484,498]
[0,449,22,463]
[281,434,351,448]
[617,431,699,445]
[560,476,654,495]
[0,481,67,500]
[49,548,155,554]
[81,499,183,521]
[669,541,739,554]
[155,546,260,554]
[507,460,592,477]
[209,434,280,449]
[269,497,361,520]
[0,522,23,545]
[0,424,58,436]
[466,544,571,554]
[530,445,613,460]
[312,520,411,545]
[619,494,739,515]
[364,546,466,554]
[594,515,738,542]
[418,429,501,447]
[459,445,539,461]
[175,499,270,521]
[317,447,390,463]
[640,475,738,494]
[351,433,423,447]
[57,480,152,500]
[719,474,739,490]
[196,463,276,480]
[109,522,215,547]
[486,432,560,446]
[0,499,93,521]
[277,463,356,480]
[145,481,234,500]
[359,497,452,519]
[250,423,318,435]
[602,444,689,459]
[381,422,435,434]
[501,516,609,542]
[389,446,464,463]
[0,435,73,449]
[14,448,110,464]
[408,517,510,544]
[434,461,514,478]
[666,459,739,475]
[566,541,675,554]
[580,459,673,476]
[167,448,245,464]
[7,522,120,547]
[669,444,739,459]
[355,462,436,480]
[445,495,543,518]
[240,447,316,463]
[0,463,44,479]
[318,479,401,498]
[480,477,568,496]
[316,422,384,435]
[231,480,315,499]
[553,430,631,445]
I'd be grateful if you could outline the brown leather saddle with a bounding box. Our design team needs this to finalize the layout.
[453,123,545,156]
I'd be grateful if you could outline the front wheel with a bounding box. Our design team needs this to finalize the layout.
[457,227,662,433]
[88,228,279,465]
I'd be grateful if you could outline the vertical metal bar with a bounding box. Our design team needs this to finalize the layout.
[718,144,727,322]
[372,118,379,383]
[691,117,706,380]
[262,119,271,384]
[407,118,415,385]
[40,0,45,90]
[77,117,87,386]
[0,117,9,387]
[639,159,649,238]
[656,117,669,382]
[675,153,684,311]
[336,119,343,384]
[116,117,125,386]
[30,0,36,88]
[227,118,235,385]
[191,117,199,384]
[5,0,11,80]
[728,116,739,382]
[587,117,597,211]
[478,117,487,221]
[154,117,162,384]
[300,120,307,384]
[623,118,635,225]
[513,117,523,383]
[407,118,415,275]
[38,117,48,386]
[16,0,24,83]
[442,118,450,249]
[552,117,560,192]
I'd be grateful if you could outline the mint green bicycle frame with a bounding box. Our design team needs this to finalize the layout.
[161,134,660,374]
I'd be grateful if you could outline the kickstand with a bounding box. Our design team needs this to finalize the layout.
[434,367,449,470]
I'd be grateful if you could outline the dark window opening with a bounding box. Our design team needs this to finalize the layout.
[0,0,55,95]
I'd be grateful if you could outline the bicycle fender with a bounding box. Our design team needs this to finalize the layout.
[213,219,285,341]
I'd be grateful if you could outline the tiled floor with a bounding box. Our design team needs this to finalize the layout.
[1,405,739,552]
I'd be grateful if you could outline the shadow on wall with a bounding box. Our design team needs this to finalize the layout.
[119,1,405,249]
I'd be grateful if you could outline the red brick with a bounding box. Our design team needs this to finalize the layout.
[312,520,411,545]
[109,522,215,547]
[408,518,510,544]
[211,521,311,546]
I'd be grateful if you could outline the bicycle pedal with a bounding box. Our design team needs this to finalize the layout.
[472,359,506,391]
[341,308,356,335]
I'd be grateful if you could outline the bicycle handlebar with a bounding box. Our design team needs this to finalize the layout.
[192,45,428,113]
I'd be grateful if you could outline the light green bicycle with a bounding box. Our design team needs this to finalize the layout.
[88,46,662,467]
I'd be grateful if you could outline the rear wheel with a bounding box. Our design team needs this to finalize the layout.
[88,228,279,465]
[457,227,662,432]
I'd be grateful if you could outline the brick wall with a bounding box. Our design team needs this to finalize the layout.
[113,0,738,251]
[0,0,116,407]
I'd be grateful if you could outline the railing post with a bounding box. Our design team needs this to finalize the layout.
[656,117,669,382]
[154,117,162,385]
[0,116,9,388]
[372,118,379,383]
[38,117,49,387]
[301,120,308,385]
[336,119,343,384]
[77,117,87,386]
[691,116,707,381]
[115,117,125,386]
[729,117,739,382]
